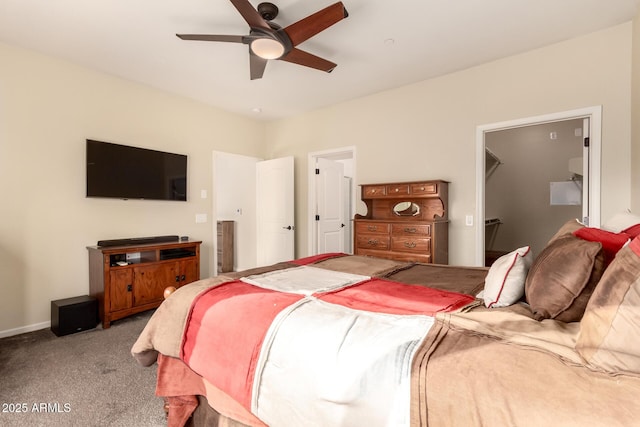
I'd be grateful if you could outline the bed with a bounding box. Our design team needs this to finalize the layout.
[132,217,640,426]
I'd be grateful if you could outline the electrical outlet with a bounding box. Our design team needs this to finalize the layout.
[195,213,207,223]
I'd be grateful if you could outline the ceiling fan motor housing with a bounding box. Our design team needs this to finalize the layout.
[257,2,279,21]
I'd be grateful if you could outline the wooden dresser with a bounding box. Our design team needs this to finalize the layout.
[354,180,449,264]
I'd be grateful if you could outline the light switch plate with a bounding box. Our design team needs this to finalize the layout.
[465,215,473,226]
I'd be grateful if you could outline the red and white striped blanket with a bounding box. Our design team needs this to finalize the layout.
[179,265,474,427]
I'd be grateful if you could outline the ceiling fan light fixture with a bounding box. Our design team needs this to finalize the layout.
[250,38,285,59]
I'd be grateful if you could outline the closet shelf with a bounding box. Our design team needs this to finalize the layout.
[485,217,502,226]
[485,148,502,177]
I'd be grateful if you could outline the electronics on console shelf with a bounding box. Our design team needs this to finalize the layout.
[97,235,180,247]
[160,248,197,260]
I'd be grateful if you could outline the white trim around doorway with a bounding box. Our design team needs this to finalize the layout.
[307,146,357,256]
[475,106,602,266]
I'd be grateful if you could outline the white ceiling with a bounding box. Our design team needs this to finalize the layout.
[1,0,638,120]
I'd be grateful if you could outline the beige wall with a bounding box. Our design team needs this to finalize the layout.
[266,22,633,267]
[1,20,636,334]
[0,42,266,334]
[632,11,640,211]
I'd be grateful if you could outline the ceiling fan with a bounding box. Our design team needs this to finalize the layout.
[177,0,348,80]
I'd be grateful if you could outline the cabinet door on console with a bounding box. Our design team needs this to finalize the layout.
[110,269,133,312]
[179,259,199,286]
[133,262,179,306]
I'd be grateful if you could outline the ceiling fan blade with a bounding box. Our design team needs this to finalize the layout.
[249,50,268,80]
[230,0,271,31]
[280,48,337,73]
[283,2,348,47]
[176,34,249,43]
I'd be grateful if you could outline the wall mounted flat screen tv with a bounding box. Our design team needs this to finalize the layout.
[86,139,187,201]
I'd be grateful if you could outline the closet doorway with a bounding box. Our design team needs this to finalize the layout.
[475,106,602,266]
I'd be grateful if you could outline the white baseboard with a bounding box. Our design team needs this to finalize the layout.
[0,321,50,339]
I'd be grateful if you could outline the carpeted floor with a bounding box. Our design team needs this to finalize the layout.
[0,310,166,426]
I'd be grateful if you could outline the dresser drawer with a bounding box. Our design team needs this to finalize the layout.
[356,234,390,250]
[410,182,438,195]
[355,221,390,235]
[356,248,432,264]
[363,185,386,197]
[391,223,431,236]
[391,236,431,253]
[386,184,410,196]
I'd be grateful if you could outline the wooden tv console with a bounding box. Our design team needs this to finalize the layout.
[87,239,201,328]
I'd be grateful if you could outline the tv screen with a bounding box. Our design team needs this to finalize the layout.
[86,139,187,201]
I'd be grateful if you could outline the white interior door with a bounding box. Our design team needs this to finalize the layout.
[342,176,353,253]
[307,147,356,257]
[316,158,345,253]
[256,156,294,266]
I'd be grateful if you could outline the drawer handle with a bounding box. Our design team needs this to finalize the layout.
[404,227,417,233]
[404,241,417,249]
[367,225,378,231]
[420,187,425,191]
[367,239,379,246]
[394,188,399,192]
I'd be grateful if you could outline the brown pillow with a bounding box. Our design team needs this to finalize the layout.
[525,234,604,322]
[576,238,640,373]
[548,218,585,244]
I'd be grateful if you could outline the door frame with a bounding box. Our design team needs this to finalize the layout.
[212,151,260,275]
[307,146,357,256]
[475,106,602,266]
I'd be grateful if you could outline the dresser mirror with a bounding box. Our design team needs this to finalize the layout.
[393,201,420,217]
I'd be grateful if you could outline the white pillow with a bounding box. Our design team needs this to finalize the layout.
[483,246,533,308]
[601,212,640,233]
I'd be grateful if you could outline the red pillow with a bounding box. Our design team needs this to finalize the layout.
[573,227,629,266]
[623,223,640,239]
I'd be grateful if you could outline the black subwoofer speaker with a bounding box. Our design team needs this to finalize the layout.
[51,295,98,337]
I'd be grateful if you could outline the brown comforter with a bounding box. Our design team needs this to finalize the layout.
[413,305,640,426]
